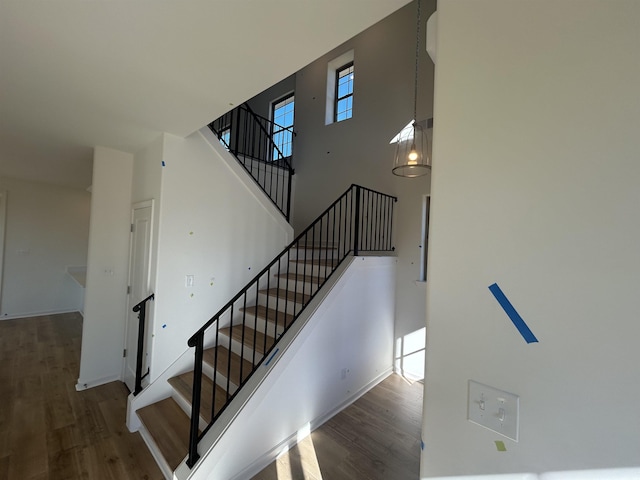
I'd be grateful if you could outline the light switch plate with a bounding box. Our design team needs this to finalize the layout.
[468,380,519,441]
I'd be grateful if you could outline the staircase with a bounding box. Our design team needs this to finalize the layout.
[136,243,334,474]
[133,185,396,478]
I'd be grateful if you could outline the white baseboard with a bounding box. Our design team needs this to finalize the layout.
[75,374,122,391]
[0,308,80,321]
[230,366,394,480]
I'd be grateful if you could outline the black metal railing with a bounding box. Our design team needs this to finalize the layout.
[132,293,155,396]
[185,185,396,467]
[209,103,295,220]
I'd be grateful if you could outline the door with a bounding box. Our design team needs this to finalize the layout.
[124,201,154,393]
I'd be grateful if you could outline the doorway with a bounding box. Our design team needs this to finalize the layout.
[123,200,154,393]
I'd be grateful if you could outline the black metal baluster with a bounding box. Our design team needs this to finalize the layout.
[186,331,204,467]
[353,186,361,256]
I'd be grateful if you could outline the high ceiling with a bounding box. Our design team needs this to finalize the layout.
[0,0,410,189]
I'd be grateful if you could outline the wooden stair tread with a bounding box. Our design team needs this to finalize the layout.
[168,372,228,423]
[219,325,275,355]
[137,397,190,471]
[240,305,294,328]
[259,287,311,304]
[203,345,253,385]
[275,272,322,284]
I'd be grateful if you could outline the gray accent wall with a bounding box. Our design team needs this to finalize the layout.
[246,0,436,380]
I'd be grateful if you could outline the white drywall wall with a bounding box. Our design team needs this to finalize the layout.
[262,0,436,381]
[148,129,292,379]
[181,256,395,480]
[0,176,90,319]
[423,0,640,476]
[78,147,133,389]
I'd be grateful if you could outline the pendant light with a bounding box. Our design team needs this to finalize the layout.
[393,0,431,178]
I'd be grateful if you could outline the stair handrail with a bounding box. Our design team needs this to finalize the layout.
[208,103,294,220]
[131,293,155,396]
[185,184,397,468]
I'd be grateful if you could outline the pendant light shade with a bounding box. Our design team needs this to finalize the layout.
[392,122,430,177]
[392,0,431,178]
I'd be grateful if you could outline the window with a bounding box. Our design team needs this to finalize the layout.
[271,94,294,160]
[335,62,354,122]
[219,127,230,150]
[325,50,354,125]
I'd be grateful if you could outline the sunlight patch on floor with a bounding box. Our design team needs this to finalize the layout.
[274,424,323,480]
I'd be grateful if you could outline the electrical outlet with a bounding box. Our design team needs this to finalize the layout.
[468,380,519,441]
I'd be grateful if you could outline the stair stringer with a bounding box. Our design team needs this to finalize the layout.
[174,255,396,480]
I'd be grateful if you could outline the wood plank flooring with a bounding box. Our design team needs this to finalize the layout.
[0,313,163,480]
[251,374,424,480]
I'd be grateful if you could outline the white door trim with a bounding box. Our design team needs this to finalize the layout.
[122,199,155,391]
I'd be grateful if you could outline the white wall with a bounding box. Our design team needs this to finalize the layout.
[253,0,436,381]
[0,176,90,318]
[180,256,395,480]
[148,128,292,379]
[78,147,133,389]
[423,0,640,476]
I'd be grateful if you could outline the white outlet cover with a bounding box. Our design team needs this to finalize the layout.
[468,380,519,441]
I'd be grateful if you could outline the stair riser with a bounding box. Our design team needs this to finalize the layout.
[258,293,304,316]
[287,262,336,278]
[272,278,320,297]
[236,318,289,338]
[202,361,239,394]
[170,390,210,433]
[290,247,339,261]
[217,332,275,364]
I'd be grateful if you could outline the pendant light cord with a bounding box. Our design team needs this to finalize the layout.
[413,0,421,125]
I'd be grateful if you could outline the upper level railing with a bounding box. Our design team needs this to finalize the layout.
[209,104,294,220]
[185,184,396,468]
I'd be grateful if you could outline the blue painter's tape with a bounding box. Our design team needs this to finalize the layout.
[161,161,166,167]
[265,348,279,367]
[421,439,425,451]
[488,283,538,344]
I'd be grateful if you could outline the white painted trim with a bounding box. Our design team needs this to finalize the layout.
[230,367,393,480]
[75,373,122,391]
[0,308,79,321]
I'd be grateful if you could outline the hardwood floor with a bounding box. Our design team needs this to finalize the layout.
[251,374,424,480]
[0,313,424,479]
[0,313,163,480]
